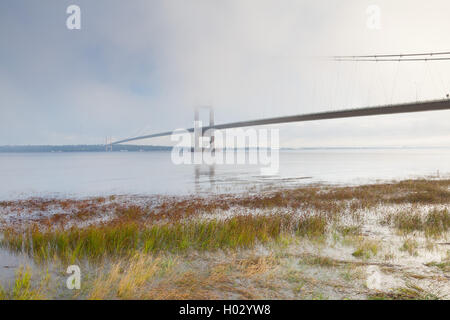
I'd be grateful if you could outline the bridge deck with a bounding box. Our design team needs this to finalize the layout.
[111,99,450,145]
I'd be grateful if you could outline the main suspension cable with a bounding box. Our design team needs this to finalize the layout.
[332,51,450,59]
[333,57,450,62]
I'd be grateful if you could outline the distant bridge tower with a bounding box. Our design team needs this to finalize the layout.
[194,106,214,152]
[105,137,113,152]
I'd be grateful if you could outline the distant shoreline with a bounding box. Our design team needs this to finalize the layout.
[1,145,450,153]
[0,145,172,153]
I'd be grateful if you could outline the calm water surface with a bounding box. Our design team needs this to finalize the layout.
[1,149,450,201]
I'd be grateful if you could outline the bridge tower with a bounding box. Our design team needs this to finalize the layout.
[194,106,214,152]
[105,137,113,152]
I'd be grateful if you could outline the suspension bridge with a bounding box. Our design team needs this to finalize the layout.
[108,51,450,147]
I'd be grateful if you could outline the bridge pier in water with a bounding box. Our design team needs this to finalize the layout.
[105,137,113,152]
[194,106,215,153]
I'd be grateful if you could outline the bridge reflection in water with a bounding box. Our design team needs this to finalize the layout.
[194,164,215,193]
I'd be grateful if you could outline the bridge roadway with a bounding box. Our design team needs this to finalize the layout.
[111,98,450,145]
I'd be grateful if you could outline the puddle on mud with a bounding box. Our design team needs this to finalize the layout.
[0,247,34,284]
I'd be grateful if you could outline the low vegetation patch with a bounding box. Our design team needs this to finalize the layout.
[400,238,419,256]
[425,257,450,272]
[389,209,450,237]
[369,283,441,300]
[352,239,379,259]
[0,267,48,300]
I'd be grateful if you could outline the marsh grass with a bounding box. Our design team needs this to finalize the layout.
[1,214,330,262]
[352,239,379,259]
[2,180,447,265]
[3,179,450,231]
[400,238,419,256]
[425,261,450,272]
[301,254,338,267]
[369,283,441,300]
[425,252,450,272]
[236,255,277,276]
[0,266,49,300]
[295,215,328,238]
[424,209,450,237]
[390,209,450,237]
[392,212,423,233]
[336,225,362,237]
[88,254,169,299]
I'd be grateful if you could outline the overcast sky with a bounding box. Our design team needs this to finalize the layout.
[1,0,450,147]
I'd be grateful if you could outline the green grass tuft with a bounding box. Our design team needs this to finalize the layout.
[1,214,329,262]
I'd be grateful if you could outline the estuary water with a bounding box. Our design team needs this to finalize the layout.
[1,148,450,201]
